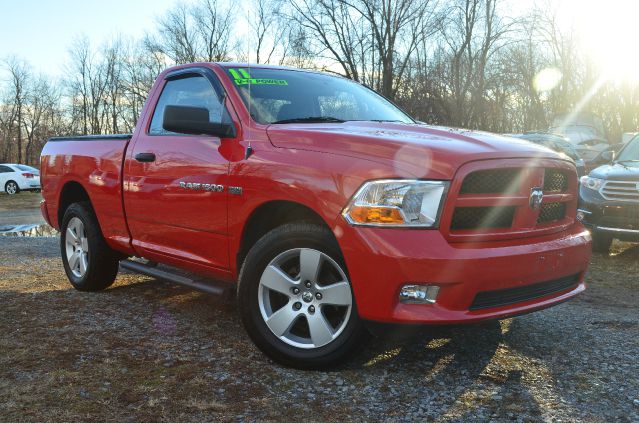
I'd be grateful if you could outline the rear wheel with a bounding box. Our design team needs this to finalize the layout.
[592,232,613,254]
[60,202,120,291]
[238,223,367,369]
[5,181,19,195]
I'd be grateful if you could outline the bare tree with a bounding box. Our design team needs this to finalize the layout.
[2,57,29,163]
[144,0,235,64]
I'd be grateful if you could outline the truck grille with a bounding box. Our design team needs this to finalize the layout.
[600,180,639,203]
[444,160,577,240]
[451,207,515,230]
[460,169,523,195]
[543,169,568,192]
[469,274,580,310]
[537,203,566,224]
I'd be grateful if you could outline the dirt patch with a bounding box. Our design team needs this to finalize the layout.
[0,237,637,422]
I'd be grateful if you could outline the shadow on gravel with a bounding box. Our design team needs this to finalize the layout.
[349,321,502,371]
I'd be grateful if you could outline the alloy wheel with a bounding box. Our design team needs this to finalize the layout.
[5,182,17,195]
[258,248,353,349]
[65,217,89,278]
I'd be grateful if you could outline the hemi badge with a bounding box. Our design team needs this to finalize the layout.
[229,186,243,195]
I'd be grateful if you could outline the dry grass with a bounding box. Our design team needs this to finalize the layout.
[0,237,637,422]
[0,191,41,212]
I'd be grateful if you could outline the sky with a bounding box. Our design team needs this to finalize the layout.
[0,0,178,75]
[1,0,638,84]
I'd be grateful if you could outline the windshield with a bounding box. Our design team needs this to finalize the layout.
[224,67,414,125]
[550,126,600,143]
[617,136,639,162]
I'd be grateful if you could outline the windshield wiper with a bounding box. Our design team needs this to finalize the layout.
[271,116,346,124]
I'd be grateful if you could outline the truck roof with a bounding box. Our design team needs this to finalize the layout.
[213,62,339,78]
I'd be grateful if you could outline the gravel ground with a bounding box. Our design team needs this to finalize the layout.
[0,236,637,422]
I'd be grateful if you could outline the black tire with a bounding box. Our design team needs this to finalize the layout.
[238,223,368,369]
[5,180,19,195]
[591,232,613,254]
[60,202,120,291]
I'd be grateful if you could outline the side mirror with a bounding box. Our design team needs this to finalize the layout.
[600,150,615,162]
[163,105,236,138]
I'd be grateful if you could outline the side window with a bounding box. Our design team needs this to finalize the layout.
[0,165,13,173]
[148,75,228,135]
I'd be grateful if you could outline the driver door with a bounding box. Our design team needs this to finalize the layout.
[124,71,234,271]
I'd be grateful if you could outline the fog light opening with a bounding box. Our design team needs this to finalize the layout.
[576,208,591,222]
[399,284,440,304]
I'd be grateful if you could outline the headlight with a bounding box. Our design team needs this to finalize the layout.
[343,179,448,227]
[580,176,604,191]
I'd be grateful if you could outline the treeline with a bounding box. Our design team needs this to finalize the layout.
[1,0,638,166]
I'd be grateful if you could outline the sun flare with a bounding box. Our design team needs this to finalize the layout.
[566,0,639,83]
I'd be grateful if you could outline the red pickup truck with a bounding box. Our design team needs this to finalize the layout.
[40,63,591,368]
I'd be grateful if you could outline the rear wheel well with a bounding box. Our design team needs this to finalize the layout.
[237,201,334,271]
[58,182,91,227]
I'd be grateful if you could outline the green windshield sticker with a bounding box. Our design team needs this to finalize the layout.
[229,68,288,86]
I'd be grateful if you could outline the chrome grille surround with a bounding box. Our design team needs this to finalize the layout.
[599,180,639,203]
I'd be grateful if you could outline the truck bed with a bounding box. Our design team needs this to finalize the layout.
[40,134,134,254]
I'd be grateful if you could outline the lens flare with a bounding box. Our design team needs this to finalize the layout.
[534,68,562,92]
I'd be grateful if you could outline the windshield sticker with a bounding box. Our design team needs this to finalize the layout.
[229,68,288,86]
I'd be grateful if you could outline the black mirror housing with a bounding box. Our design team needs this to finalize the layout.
[163,105,236,138]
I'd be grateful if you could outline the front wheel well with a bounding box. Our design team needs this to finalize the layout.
[237,201,335,271]
[58,181,92,227]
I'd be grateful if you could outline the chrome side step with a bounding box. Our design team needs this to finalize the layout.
[119,259,232,297]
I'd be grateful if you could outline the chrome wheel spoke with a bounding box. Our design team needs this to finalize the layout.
[68,250,80,270]
[265,305,298,337]
[299,249,322,283]
[81,238,89,251]
[307,312,334,347]
[260,265,296,296]
[79,254,88,275]
[318,281,352,306]
[66,228,78,243]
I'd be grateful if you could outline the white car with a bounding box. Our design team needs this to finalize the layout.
[0,164,41,195]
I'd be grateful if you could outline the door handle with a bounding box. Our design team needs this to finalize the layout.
[135,153,156,162]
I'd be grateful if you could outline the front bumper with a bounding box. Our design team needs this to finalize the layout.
[40,199,53,227]
[579,188,639,241]
[336,221,591,324]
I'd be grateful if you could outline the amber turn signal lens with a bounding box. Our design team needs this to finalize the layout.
[348,205,405,224]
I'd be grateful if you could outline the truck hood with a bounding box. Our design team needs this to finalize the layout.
[266,121,563,179]
[590,162,639,181]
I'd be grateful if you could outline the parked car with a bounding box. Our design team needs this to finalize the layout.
[40,63,591,368]
[549,122,610,165]
[508,132,586,176]
[0,164,41,195]
[579,135,639,253]
[622,132,638,144]
[583,143,625,174]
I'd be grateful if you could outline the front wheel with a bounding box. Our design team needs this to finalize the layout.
[5,181,19,195]
[238,223,368,369]
[60,202,120,291]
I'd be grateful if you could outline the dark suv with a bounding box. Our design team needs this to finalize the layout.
[578,135,639,252]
